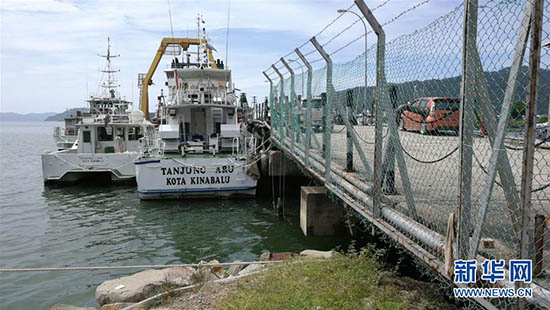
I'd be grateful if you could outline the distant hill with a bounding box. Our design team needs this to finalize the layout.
[0,112,56,122]
[333,67,550,115]
[44,108,88,121]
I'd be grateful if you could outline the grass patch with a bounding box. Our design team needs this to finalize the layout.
[220,247,430,310]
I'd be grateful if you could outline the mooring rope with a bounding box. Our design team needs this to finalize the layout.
[0,260,284,273]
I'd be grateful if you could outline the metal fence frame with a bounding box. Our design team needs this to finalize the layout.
[264,0,548,308]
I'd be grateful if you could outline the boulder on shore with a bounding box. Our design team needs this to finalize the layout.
[100,303,147,310]
[50,304,96,310]
[95,267,193,305]
[238,263,264,276]
[299,249,334,259]
[227,260,245,276]
[270,252,296,261]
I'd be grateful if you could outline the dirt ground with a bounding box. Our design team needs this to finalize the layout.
[150,280,240,310]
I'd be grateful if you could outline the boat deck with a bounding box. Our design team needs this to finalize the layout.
[143,151,245,160]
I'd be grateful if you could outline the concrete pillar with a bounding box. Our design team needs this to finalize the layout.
[300,186,344,236]
[268,150,301,176]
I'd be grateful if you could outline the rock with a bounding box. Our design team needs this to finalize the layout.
[190,260,230,284]
[238,263,263,275]
[209,259,229,278]
[50,305,96,310]
[300,249,334,259]
[362,297,374,309]
[481,238,495,249]
[259,251,271,261]
[227,261,245,276]
[100,303,147,310]
[191,266,216,284]
[95,267,193,305]
[270,252,296,261]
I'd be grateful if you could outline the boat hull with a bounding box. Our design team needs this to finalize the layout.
[135,157,257,199]
[41,151,138,183]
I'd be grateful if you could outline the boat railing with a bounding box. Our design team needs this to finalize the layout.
[53,126,62,137]
[139,135,165,157]
[231,137,239,157]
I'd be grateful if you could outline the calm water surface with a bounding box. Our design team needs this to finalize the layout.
[0,121,347,309]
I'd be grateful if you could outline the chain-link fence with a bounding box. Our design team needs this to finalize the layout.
[263,0,549,308]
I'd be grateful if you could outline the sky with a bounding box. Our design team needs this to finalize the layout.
[0,0,464,114]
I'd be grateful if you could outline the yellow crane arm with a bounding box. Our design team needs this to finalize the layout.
[140,38,217,119]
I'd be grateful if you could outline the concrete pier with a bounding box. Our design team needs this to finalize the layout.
[267,150,302,176]
[300,186,344,236]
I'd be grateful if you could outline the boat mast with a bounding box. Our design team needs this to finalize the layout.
[98,37,120,100]
[197,14,201,64]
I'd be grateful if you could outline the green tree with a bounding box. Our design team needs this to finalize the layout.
[510,101,526,120]
[239,93,248,109]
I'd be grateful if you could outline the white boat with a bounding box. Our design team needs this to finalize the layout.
[135,18,258,199]
[42,39,155,184]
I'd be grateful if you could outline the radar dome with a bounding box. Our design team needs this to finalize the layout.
[130,110,146,123]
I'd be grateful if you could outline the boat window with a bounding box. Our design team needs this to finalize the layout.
[184,122,190,140]
[116,127,125,139]
[128,127,143,140]
[83,131,91,143]
[312,99,322,109]
[97,126,113,141]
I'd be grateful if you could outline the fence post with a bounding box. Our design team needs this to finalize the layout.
[295,48,313,168]
[262,71,274,124]
[281,57,297,153]
[355,0,417,218]
[321,92,328,154]
[467,0,533,259]
[310,36,333,185]
[518,0,542,308]
[346,89,354,172]
[457,0,477,260]
[272,64,285,145]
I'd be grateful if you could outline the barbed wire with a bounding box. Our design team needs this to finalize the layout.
[271,0,435,71]
[282,3,356,59]
[268,0,403,71]
[313,3,357,42]
[322,0,395,49]
[328,0,433,57]
[322,17,364,48]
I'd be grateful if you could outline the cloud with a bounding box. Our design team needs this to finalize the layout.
[1,0,464,113]
[1,0,78,13]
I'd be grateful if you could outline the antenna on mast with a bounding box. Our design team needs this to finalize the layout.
[167,0,178,57]
[223,0,231,105]
[225,0,231,70]
[197,14,201,63]
[98,37,120,98]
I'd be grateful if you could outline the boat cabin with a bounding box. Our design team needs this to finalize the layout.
[158,64,240,154]
[75,120,152,154]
